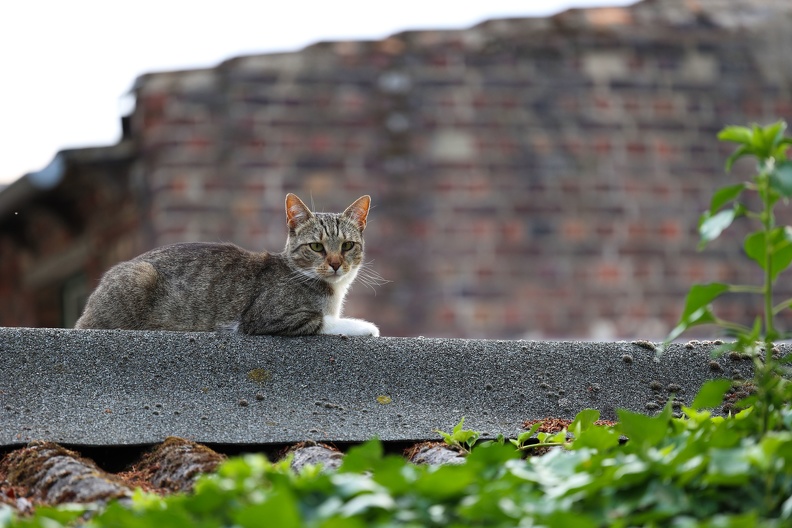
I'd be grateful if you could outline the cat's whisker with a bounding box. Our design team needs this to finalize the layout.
[357,270,387,286]
[285,268,312,282]
[353,261,389,293]
[360,261,389,282]
[287,269,321,286]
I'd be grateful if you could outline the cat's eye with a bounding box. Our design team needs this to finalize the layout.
[341,241,355,251]
[309,242,324,252]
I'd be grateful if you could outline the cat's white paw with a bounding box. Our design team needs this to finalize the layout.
[321,316,380,337]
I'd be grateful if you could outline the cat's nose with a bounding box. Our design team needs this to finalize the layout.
[328,257,342,271]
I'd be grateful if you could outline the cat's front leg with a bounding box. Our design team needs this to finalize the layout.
[321,315,380,337]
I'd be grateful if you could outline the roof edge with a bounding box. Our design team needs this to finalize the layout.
[0,141,135,221]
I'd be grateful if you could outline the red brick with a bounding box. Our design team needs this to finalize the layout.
[658,220,682,240]
[6,0,792,340]
[561,219,588,241]
[595,262,625,285]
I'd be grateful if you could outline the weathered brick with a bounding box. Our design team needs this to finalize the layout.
[6,0,792,338]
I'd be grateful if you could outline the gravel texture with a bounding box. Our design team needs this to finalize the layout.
[0,328,755,446]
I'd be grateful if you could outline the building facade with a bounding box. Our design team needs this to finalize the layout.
[2,0,792,338]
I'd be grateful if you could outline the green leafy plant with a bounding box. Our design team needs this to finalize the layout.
[508,410,612,451]
[434,417,480,453]
[508,422,569,451]
[509,422,544,450]
[6,392,792,528]
[6,123,792,527]
[666,121,792,433]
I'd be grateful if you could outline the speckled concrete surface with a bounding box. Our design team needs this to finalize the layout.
[0,328,756,446]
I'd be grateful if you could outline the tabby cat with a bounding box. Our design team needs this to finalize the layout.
[75,194,380,336]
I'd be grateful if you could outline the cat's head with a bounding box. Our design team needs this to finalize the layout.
[284,193,370,285]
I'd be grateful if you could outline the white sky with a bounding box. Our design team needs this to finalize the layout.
[0,0,635,185]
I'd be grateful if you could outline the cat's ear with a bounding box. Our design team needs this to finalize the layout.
[285,193,314,230]
[343,195,371,231]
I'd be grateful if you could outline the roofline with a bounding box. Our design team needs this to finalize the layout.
[0,141,135,221]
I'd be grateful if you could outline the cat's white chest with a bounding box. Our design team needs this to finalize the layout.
[325,271,356,317]
[319,268,379,336]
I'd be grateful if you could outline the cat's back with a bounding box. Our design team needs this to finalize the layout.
[76,242,280,330]
[136,242,259,266]
[139,242,283,292]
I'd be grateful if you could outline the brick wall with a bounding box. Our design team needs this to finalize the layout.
[10,0,791,338]
[0,150,142,328]
[123,0,792,339]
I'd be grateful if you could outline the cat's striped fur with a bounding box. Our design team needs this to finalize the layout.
[75,194,379,336]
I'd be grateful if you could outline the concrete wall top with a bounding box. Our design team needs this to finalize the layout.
[0,327,750,447]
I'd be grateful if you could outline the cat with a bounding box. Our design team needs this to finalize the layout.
[75,194,380,336]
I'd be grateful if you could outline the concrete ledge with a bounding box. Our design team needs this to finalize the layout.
[0,328,755,447]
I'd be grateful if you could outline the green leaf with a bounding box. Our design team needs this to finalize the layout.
[338,492,396,517]
[718,125,753,145]
[414,464,476,499]
[370,456,415,495]
[691,379,733,410]
[617,406,671,448]
[709,183,746,214]
[21,504,91,525]
[439,417,480,450]
[339,439,383,473]
[437,430,453,446]
[97,500,194,528]
[744,227,792,282]
[542,511,599,528]
[547,430,568,445]
[680,283,730,322]
[724,145,752,172]
[637,479,689,518]
[744,232,765,268]
[770,161,792,197]
[751,123,768,156]
[736,121,788,160]
[698,209,738,248]
[762,121,787,153]
[184,479,229,515]
[320,518,368,528]
[234,490,302,528]
[705,448,751,486]
[571,424,621,451]
[453,417,465,434]
[720,122,789,167]
[666,283,729,344]
[465,441,521,466]
[570,409,600,435]
[524,421,542,438]
[783,494,792,521]
[513,422,543,448]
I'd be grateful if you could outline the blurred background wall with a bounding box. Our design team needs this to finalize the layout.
[2,0,792,338]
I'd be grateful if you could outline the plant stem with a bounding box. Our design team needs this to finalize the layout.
[519,442,566,451]
[711,318,751,335]
[727,285,765,295]
[761,170,775,361]
[772,298,792,315]
[745,211,763,221]
[760,167,776,434]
